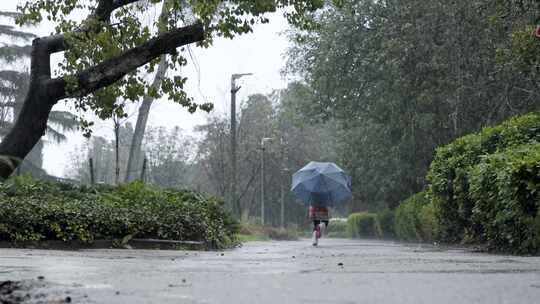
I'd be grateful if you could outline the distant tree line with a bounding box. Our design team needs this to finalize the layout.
[193,90,339,226]
[285,0,540,211]
[67,124,196,189]
[4,0,540,227]
[0,0,333,179]
[65,88,337,227]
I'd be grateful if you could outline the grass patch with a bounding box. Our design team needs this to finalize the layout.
[235,234,270,242]
[237,223,299,241]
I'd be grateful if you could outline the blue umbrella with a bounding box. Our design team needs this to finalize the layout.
[291,161,352,207]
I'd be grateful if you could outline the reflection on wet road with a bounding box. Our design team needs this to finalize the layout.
[1,239,540,303]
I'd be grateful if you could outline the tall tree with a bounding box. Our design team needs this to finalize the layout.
[67,124,194,187]
[67,123,134,184]
[125,56,167,182]
[287,0,540,210]
[125,1,170,182]
[195,116,231,198]
[144,126,194,188]
[0,0,330,179]
[193,88,336,225]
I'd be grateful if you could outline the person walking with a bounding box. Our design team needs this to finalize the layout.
[291,161,352,246]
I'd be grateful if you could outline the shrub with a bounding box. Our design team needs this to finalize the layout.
[419,201,438,242]
[469,144,540,254]
[327,218,348,238]
[375,209,395,238]
[0,176,238,249]
[347,212,377,238]
[427,112,540,243]
[394,192,426,241]
[237,223,299,241]
[393,191,438,242]
[534,212,540,251]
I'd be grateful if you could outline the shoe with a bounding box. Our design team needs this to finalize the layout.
[312,230,318,246]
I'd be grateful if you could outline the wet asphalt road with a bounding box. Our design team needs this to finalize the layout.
[2,238,540,303]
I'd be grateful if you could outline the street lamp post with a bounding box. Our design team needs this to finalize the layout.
[280,167,289,228]
[230,73,252,217]
[280,137,289,228]
[260,137,273,225]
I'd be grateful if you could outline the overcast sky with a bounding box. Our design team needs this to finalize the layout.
[0,1,291,176]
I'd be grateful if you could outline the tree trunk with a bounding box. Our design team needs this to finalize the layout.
[0,38,54,177]
[114,119,120,185]
[0,91,54,177]
[0,22,204,180]
[12,78,45,175]
[125,56,167,182]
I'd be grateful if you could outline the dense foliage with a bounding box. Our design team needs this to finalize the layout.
[14,0,333,135]
[394,192,437,242]
[469,144,540,253]
[194,89,338,224]
[287,0,540,211]
[350,113,540,254]
[347,212,377,238]
[326,218,348,238]
[379,113,540,253]
[375,209,395,239]
[0,176,237,249]
[65,88,337,227]
[427,113,540,245]
[346,211,395,238]
[5,0,540,255]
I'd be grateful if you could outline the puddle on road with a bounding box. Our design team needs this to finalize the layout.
[496,259,526,264]
[82,283,114,289]
[316,268,540,275]
[0,279,75,304]
[299,268,324,274]
[166,294,209,304]
[300,298,357,304]
[0,266,33,277]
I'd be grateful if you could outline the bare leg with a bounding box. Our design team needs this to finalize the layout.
[312,220,320,246]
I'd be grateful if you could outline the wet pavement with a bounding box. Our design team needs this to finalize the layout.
[1,238,540,303]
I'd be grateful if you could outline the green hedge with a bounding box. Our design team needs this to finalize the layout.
[347,212,377,238]
[346,210,395,239]
[419,200,438,242]
[0,176,238,249]
[395,192,422,241]
[327,218,348,238]
[375,209,395,238]
[427,112,540,243]
[394,192,438,242]
[469,144,540,253]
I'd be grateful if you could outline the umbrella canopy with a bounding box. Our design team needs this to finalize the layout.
[291,161,352,206]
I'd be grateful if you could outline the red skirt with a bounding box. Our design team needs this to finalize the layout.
[309,206,329,221]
